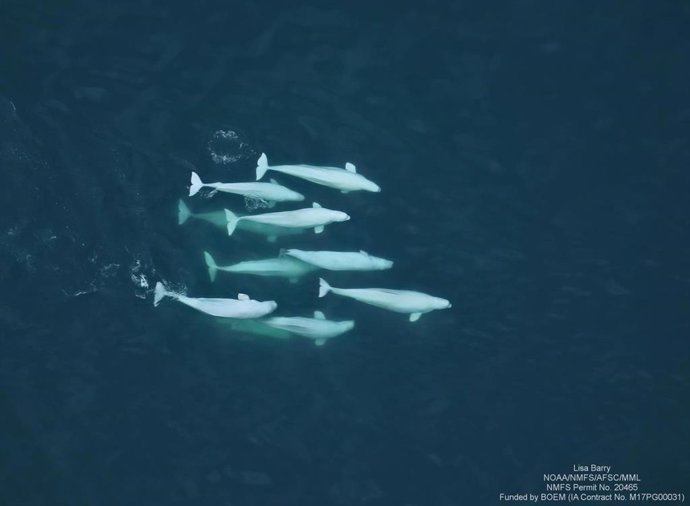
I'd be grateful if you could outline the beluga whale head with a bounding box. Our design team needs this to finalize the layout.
[363,180,381,192]
[333,211,350,222]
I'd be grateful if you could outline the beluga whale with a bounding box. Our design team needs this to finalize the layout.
[189,171,304,203]
[318,278,451,322]
[255,153,381,193]
[153,282,277,319]
[203,251,316,283]
[177,200,229,228]
[178,200,305,241]
[281,249,393,271]
[225,203,349,236]
[262,311,355,346]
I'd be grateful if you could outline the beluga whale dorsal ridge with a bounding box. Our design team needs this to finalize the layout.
[255,153,381,193]
[281,249,394,271]
[153,282,277,319]
[225,203,350,236]
[318,278,451,322]
[188,171,304,202]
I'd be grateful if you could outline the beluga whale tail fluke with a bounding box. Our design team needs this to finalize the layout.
[178,199,192,225]
[203,251,219,282]
[154,282,169,307]
[256,153,269,180]
[318,278,332,298]
[225,209,241,236]
[189,171,204,197]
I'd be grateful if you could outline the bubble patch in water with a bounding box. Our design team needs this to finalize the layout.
[207,129,253,164]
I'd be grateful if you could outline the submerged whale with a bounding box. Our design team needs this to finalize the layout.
[203,251,316,282]
[153,282,277,319]
[318,278,451,322]
[255,153,381,193]
[177,200,228,228]
[225,202,349,236]
[262,311,355,345]
[189,171,304,202]
[281,249,393,271]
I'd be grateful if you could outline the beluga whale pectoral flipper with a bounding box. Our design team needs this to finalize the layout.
[188,171,304,202]
[255,153,381,193]
[318,278,451,322]
[153,282,277,319]
[225,203,350,236]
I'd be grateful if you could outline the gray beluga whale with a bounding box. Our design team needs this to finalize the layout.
[177,200,228,228]
[262,311,355,346]
[189,171,304,202]
[153,282,277,319]
[203,251,316,283]
[318,278,451,322]
[255,153,381,193]
[178,200,304,241]
[225,202,349,236]
[281,249,393,271]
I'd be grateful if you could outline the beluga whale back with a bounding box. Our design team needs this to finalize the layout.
[255,153,381,193]
[282,249,393,271]
[318,278,451,322]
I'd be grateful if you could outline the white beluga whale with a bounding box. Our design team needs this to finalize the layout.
[225,202,349,236]
[189,171,304,203]
[153,282,277,319]
[281,249,393,271]
[178,200,304,241]
[262,311,355,346]
[203,251,316,283]
[318,278,451,322]
[255,153,381,193]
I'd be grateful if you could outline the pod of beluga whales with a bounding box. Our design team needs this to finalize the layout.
[155,152,452,346]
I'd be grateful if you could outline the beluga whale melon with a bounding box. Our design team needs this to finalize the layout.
[189,171,304,203]
[153,282,277,319]
[225,202,349,236]
[255,153,381,193]
[318,278,451,322]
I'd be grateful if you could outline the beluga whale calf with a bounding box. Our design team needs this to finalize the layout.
[262,311,355,346]
[153,282,277,319]
[203,251,316,283]
[189,171,304,203]
[225,202,349,236]
[255,153,381,193]
[318,278,451,322]
[281,249,393,271]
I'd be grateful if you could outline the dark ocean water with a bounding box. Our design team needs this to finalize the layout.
[1,1,689,505]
